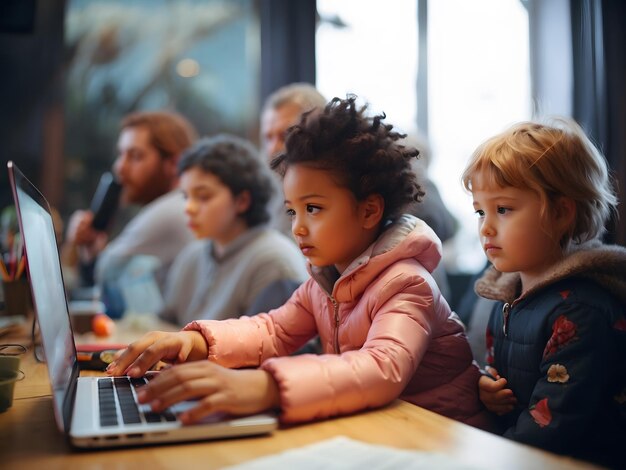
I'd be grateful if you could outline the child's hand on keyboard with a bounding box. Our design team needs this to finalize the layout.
[135,361,280,424]
[106,330,209,377]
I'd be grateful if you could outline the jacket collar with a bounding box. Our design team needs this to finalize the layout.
[309,214,442,301]
[475,239,626,305]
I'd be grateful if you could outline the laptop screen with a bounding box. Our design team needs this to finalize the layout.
[8,162,77,432]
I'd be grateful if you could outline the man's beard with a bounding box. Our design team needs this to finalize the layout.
[121,170,172,205]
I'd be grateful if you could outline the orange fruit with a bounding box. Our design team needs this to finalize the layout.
[91,313,115,337]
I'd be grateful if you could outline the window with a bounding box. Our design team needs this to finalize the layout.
[316,0,418,132]
[428,0,531,271]
[63,0,259,214]
[316,0,531,273]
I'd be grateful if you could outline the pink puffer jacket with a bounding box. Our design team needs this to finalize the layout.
[184,215,486,426]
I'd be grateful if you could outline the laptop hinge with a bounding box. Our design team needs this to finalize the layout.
[63,361,80,432]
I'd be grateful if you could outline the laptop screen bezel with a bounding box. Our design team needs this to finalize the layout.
[7,161,79,434]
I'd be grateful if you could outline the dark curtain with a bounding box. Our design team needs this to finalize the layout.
[600,0,626,245]
[259,0,317,103]
[571,0,626,244]
[0,0,66,211]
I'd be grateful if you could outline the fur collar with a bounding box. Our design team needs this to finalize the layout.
[475,239,626,305]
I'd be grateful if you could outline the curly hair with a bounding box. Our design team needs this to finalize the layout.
[271,96,423,221]
[178,134,275,227]
[462,117,618,245]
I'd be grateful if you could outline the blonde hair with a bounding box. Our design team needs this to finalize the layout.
[461,117,617,245]
[262,82,326,115]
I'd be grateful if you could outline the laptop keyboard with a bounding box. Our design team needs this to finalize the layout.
[98,376,177,427]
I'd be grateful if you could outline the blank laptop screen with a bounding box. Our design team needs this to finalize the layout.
[11,164,76,431]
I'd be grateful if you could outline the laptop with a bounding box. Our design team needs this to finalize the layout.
[7,161,277,448]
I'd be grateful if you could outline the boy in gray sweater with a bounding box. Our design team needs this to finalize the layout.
[159,135,307,326]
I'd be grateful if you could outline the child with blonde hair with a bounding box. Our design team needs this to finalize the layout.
[107,96,489,429]
[462,118,626,466]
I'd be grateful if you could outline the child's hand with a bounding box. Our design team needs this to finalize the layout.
[106,330,208,378]
[136,362,280,424]
[478,366,517,415]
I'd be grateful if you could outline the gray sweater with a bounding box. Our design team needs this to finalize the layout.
[159,226,308,326]
[95,190,194,292]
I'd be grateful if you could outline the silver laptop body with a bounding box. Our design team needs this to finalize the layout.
[8,161,277,448]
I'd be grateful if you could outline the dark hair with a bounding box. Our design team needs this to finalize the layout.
[121,110,197,160]
[271,96,423,221]
[178,134,275,227]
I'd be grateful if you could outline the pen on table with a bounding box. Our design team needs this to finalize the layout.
[0,257,9,281]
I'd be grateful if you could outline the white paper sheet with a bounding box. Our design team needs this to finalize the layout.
[224,436,481,470]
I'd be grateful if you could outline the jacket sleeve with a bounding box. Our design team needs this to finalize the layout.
[260,272,436,423]
[503,301,614,453]
[183,281,318,367]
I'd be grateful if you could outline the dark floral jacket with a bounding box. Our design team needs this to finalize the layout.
[475,240,626,466]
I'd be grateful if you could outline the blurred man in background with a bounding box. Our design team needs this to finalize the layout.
[260,83,327,237]
[62,110,197,314]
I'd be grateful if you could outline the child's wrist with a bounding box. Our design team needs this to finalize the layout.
[261,370,281,410]
[185,330,209,360]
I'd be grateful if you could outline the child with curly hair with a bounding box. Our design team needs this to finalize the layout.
[107,96,488,428]
[463,118,626,467]
[158,134,308,326]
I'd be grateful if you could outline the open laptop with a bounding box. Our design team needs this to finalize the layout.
[7,161,277,448]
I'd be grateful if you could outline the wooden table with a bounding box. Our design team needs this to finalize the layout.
[0,318,600,470]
